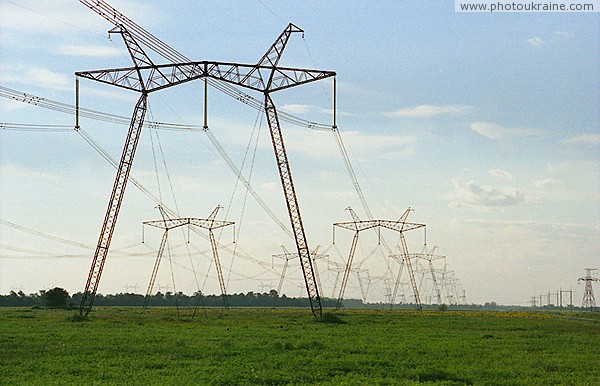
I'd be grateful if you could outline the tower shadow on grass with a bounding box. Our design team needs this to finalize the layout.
[318,312,346,324]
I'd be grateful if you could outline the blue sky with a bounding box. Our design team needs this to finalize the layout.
[1,0,598,305]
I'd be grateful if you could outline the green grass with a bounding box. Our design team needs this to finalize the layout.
[1,307,599,385]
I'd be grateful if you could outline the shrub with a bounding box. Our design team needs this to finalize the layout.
[41,287,70,308]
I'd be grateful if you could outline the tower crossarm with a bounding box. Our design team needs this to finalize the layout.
[333,219,425,233]
[189,218,235,231]
[76,61,335,106]
[143,218,191,230]
[75,62,207,93]
[333,220,381,232]
[206,63,335,93]
[379,220,426,233]
[143,217,234,231]
[272,252,297,261]
[410,253,446,262]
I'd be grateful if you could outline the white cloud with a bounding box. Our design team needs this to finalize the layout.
[285,129,418,160]
[279,103,340,117]
[554,31,574,38]
[208,115,418,161]
[388,104,473,118]
[57,44,123,58]
[470,121,542,139]
[0,163,64,182]
[0,65,71,91]
[532,178,562,189]
[523,161,600,203]
[489,168,514,181]
[462,218,595,236]
[450,177,527,208]
[0,98,29,113]
[25,67,71,90]
[564,134,600,145]
[470,122,504,138]
[279,104,314,114]
[330,130,417,158]
[546,160,599,190]
[527,37,546,47]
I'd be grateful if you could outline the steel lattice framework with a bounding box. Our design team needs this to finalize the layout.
[77,61,332,94]
[78,26,164,317]
[332,207,425,310]
[272,245,328,296]
[142,206,233,309]
[410,246,446,305]
[77,2,335,318]
[579,268,598,309]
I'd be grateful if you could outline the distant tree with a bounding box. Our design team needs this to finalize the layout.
[41,287,70,308]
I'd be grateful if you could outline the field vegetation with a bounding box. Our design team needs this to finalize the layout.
[1,307,599,385]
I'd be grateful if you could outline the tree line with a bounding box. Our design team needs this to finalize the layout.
[0,288,348,308]
[4,288,561,311]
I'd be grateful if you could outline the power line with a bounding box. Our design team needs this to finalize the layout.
[0,123,73,132]
[0,219,90,249]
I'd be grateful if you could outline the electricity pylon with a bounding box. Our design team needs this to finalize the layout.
[352,264,371,304]
[333,207,425,310]
[143,205,234,309]
[272,245,328,296]
[410,246,445,305]
[389,251,422,309]
[579,268,598,310]
[78,1,335,318]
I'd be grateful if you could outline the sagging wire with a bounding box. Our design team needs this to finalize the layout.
[223,106,266,288]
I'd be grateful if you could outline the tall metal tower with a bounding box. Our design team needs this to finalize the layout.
[410,246,445,305]
[77,1,335,318]
[579,268,598,310]
[142,205,234,309]
[272,245,328,296]
[332,207,425,309]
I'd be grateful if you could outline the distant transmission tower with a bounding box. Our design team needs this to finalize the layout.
[333,207,425,310]
[579,268,598,310]
[411,246,445,305]
[272,245,328,296]
[143,205,234,309]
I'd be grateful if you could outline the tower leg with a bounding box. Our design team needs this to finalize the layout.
[79,93,148,317]
[336,231,359,310]
[390,258,405,309]
[144,230,169,309]
[264,94,322,317]
[209,229,229,309]
[400,234,422,310]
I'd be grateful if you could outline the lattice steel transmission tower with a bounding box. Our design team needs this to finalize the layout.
[579,268,598,310]
[272,245,328,296]
[77,1,335,318]
[333,207,425,310]
[410,246,445,305]
[142,205,233,309]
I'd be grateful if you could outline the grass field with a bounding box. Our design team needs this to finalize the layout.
[1,307,599,385]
